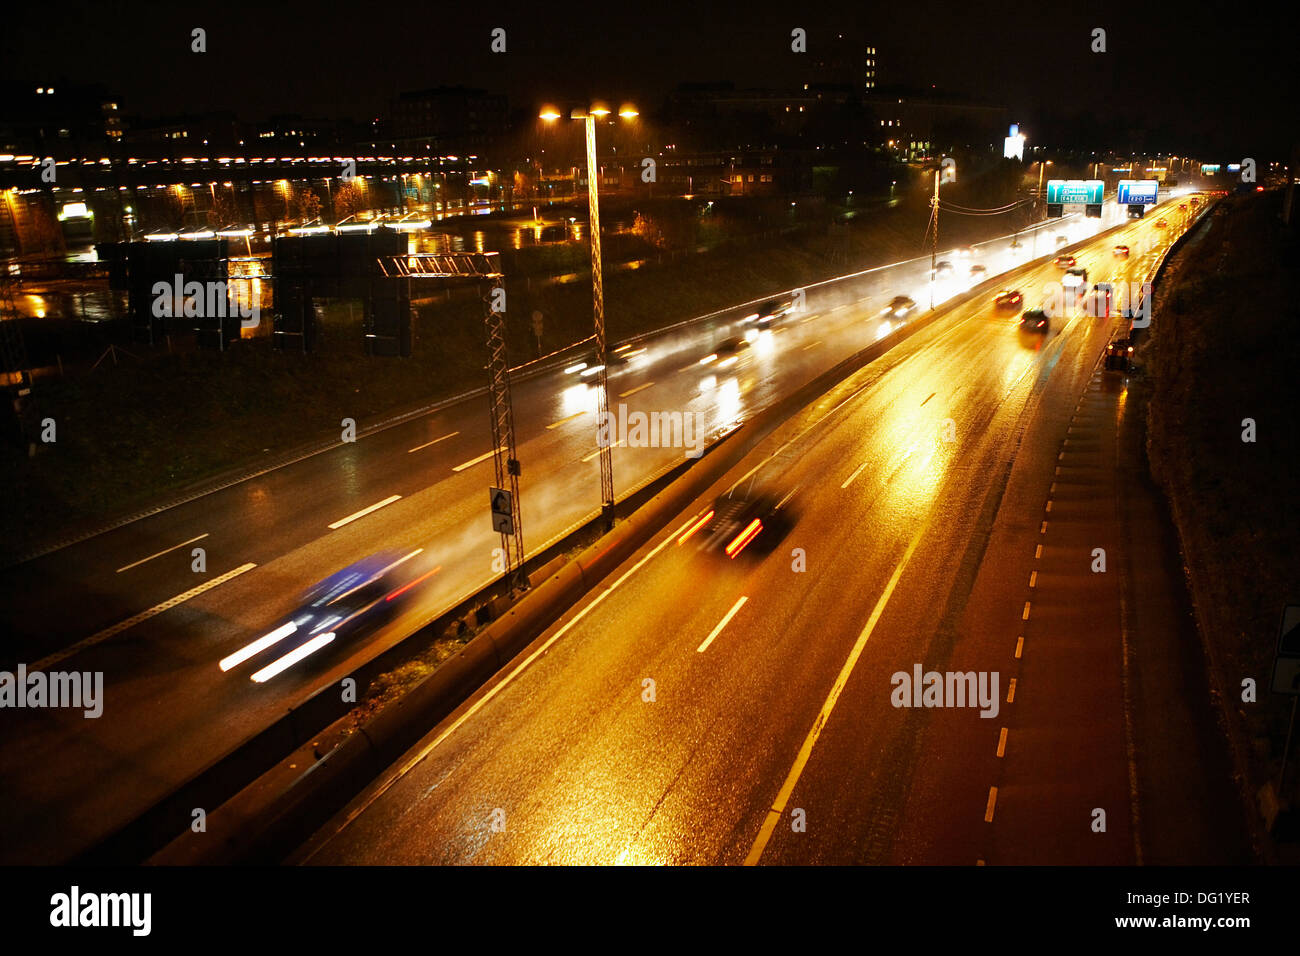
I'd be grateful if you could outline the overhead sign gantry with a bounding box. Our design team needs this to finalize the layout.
[1045,179,1105,219]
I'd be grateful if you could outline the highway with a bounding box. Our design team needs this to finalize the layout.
[297,195,1248,865]
[0,194,1189,863]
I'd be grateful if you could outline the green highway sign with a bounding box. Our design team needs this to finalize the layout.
[1046,179,1104,205]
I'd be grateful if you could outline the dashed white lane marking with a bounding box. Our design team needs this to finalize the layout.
[547,410,587,430]
[581,438,626,463]
[327,494,402,530]
[618,382,655,398]
[985,787,999,823]
[1022,602,1032,621]
[997,728,1008,758]
[307,512,706,858]
[1034,544,1042,560]
[1006,678,1017,703]
[452,447,505,472]
[1040,521,1048,534]
[34,562,258,670]
[408,431,459,453]
[801,340,823,351]
[840,462,869,489]
[1029,571,1038,589]
[697,596,749,653]
[1015,636,1024,659]
[116,532,209,574]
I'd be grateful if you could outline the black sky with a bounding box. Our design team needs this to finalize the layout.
[3,0,1296,155]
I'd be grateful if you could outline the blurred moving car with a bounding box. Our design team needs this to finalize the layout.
[1062,266,1089,295]
[700,335,750,370]
[220,550,431,682]
[968,263,987,280]
[955,244,977,258]
[1155,219,1168,228]
[565,347,630,379]
[1055,235,1069,246]
[932,260,954,279]
[1019,308,1049,334]
[1113,244,1130,258]
[1104,336,1134,370]
[993,289,1024,314]
[881,295,917,320]
[678,483,795,559]
[1053,254,1077,269]
[744,298,793,331]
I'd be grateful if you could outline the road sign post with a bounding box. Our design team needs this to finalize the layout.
[490,487,514,536]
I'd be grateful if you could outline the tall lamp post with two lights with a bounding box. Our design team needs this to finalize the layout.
[541,103,638,528]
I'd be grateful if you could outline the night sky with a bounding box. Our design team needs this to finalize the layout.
[3,0,1295,155]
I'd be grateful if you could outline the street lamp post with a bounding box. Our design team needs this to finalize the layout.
[542,104,637,528]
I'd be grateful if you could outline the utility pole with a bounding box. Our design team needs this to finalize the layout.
[929,168,939,311]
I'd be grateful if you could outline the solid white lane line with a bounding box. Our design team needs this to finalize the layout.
[452,447,505,472]
[619,382,655,398]
[697,596,748,653]
[327,494,402,530]
[34,562,258,671]
[115,532,209,574]
[407,431,459,453]
[745,526,926,865]
[840,462,868,489]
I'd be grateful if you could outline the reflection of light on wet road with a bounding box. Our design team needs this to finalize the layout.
[560,382,598,417]
[715,377,742,423]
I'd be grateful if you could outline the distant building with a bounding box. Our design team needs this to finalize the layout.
[810,34,880,93]
[657,147,813,196]
[255,115,354,149]
[866,87,1009,157]
[0,83,123,155]
[125,111,245,150]
[388,86,509,158]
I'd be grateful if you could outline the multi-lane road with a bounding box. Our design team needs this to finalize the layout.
[294,195,1250,865]
[2,193,1233,864]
